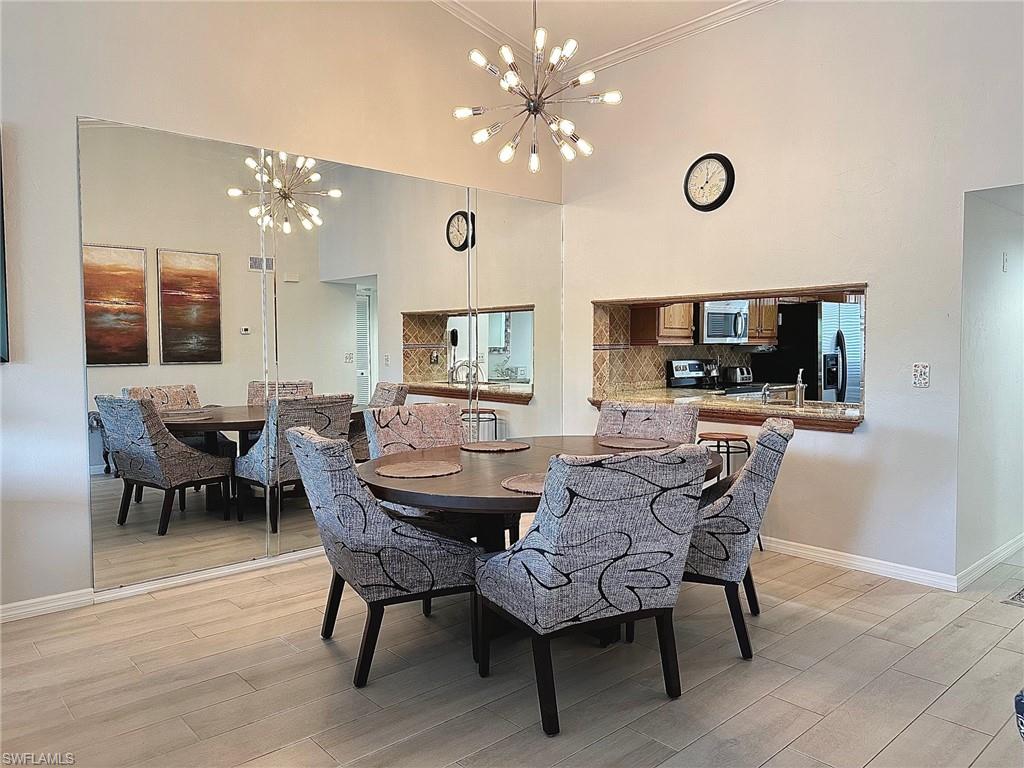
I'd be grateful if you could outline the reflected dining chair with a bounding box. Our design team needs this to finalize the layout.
[234,394,353,533]
[286,427,482,688]
[350,382,409,462]
[121,384,238,455]
[681,417,794,659]
[596,400,699,444]
[475,444,711,735]
[246,379,314,405]
[95,395,233,535]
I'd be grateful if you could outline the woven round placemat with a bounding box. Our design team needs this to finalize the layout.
[460,441,531,453]
[375,460,463,479]
[163,412,212,422]
[501,472,546,495]
[596,436,670,450]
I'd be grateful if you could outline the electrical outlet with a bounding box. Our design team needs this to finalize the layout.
[344,352,354,364]
[384,353,391,366]
[239,326,251,335]
[912,362,930,388]
[429,350,440,364]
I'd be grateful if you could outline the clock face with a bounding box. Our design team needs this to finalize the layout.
[446,211,475,251]
[684,153,735,211]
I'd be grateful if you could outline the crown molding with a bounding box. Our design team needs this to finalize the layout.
[435,0,783,78]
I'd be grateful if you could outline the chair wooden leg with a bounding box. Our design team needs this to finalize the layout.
[117,480,133,525]
[421,597,432,617]
[725,583,753,659]
[655,610,681,698]
[470,592,479,663]
[157,489,175,536]
[625,621,636,643]
[477,597,491,678]
[743,567,760,616]
[178,487,186,511]
[353,604,385,688]
[133,484,143,504]
[531,635,560,736]
[269,486,279,534]
[237,482,249,522]
[321,572,344,639]
[103,450,111,474]
[221,479,231,521]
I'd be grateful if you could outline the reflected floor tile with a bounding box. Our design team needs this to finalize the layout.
[863,714,989,768]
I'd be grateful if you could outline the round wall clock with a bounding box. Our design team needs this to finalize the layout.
[446,210,476,251]
[683,153,735,211]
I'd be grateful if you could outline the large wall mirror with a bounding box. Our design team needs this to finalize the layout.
[78,118,564,589]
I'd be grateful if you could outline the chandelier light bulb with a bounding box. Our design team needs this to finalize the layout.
[311,214,323,226]
[453,106,482,120]
[577,70,596,86]
[306,205,320,217]
[548,46,562,66]
[244,157,258,170]
[305,157,315,169]
[227,187,243,197]
[278,151,287,163]
[533,27,547,52]
[561,38,578,59]
[498,135,520,164]
[600,90,622,104]
[472,121,503,144]
[503,70,520,89]
[469,49,488,67]
[498,45,515,66]
[295,156,306,169]
[529,146,541,174]
[327,188,343,198]
[309,172,321,182]
[248,206,261,218]
[558,119,576,136]
[272,177,283,189]
[302,218,313,231]
[499,78,512,92]
[575,136,594,156]
[559,141,576,162]
[282,218,292,235]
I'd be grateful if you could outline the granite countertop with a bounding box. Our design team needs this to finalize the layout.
[591,388,864,433]
[405,380,534,405]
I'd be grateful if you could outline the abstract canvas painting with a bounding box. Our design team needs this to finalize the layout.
[82,245,148,366]
[158,249,222,364]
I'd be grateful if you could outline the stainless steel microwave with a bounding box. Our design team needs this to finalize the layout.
[700,300,749,344]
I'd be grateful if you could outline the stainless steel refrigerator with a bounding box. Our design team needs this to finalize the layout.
[750,300,864,403]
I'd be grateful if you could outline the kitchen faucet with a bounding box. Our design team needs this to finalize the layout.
[761,382,772,405]
[795,368,806,407]
[449,359,484,387]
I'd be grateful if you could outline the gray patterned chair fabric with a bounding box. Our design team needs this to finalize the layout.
[286,427,483,688]
[95,395,233,534]
[364,403,464,457]
[88,410,113,473]
[596,400,699,444]
[687,418,794,583]
[121,384,201,410]
[236,394,354,486]
[368,381,409,408]
[476,445,711,635]
[246,379,314,406]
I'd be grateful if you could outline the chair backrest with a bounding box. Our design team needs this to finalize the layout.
[368,381,409,408]
[482,445,710,633]
[94,395,173,486]
[122,384,201,411]
[596,400,699,444]
[263,394,353,483]
[687,418,794,582]
[364,403,464,458]
[247,379,314,406]
[286,426,473,601]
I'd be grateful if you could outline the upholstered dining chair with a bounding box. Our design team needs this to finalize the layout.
[476,444,711,735]
[596,400,700,444]
[350,382,409,462]
[365,402,519,613]
[680,417,794,660]
[286,427,483,688]
[235,394,353,533]
[246,379,314,406]
[95,395,233,535]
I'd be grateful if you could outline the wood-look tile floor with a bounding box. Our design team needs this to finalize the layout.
[90,474,322,589]
[3,549,1022,768]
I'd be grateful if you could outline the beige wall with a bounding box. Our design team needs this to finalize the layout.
[956,189,1024,573]
[0,1,559,605]
[560,1,1023,577]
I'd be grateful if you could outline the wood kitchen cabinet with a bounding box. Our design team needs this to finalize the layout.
[630,303,696,345]
[748,298,778,344]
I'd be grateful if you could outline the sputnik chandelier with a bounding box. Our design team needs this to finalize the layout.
[452,3,622,174]
[227,152,342,235]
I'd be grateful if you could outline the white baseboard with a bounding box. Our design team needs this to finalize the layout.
[956,532,1024,592]
[1,547,324,622]
[760,536,958,591]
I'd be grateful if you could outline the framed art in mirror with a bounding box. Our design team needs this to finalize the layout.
[82,244,149,366]
[157,248,222,364]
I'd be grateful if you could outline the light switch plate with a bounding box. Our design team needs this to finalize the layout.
[1003,251,1009,273]
[384,354,391,366]
[912,362,930,388]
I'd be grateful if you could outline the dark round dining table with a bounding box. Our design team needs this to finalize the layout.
[358,435,724,552]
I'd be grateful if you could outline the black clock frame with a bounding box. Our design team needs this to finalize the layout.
[684,153,735,212]
[446,210,477,252]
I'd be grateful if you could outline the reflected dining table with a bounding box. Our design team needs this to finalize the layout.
[358,435,724,552]
[162,405,365,510]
